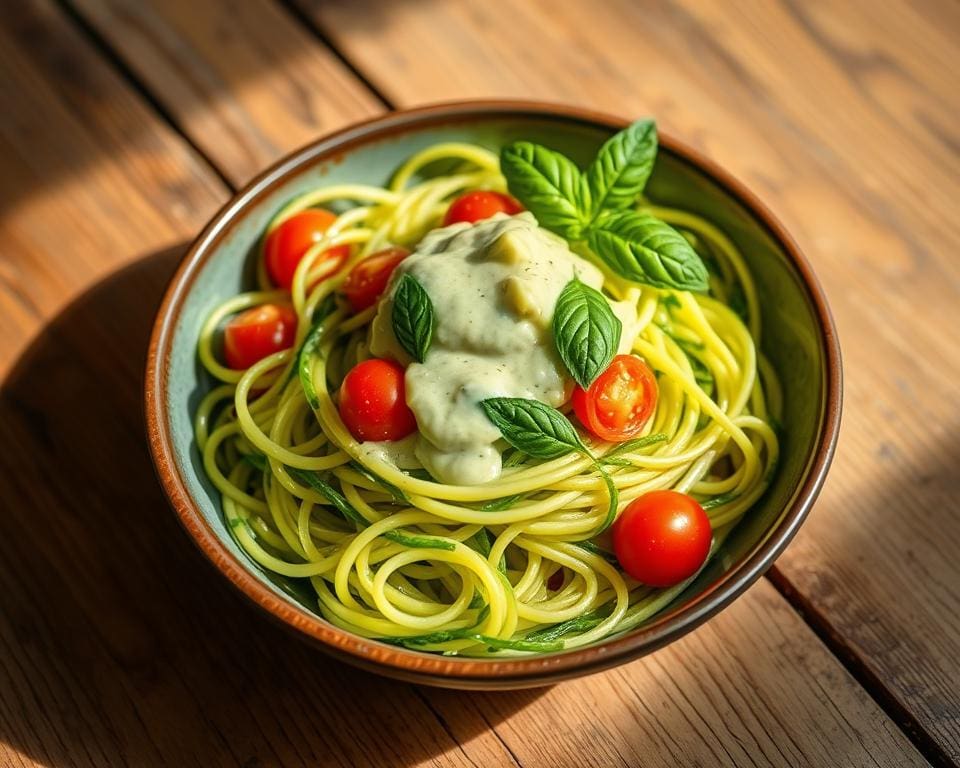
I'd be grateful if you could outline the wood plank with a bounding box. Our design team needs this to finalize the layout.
[29,0,951,764]
[0,2,508,766]
[66,0,383,185]
[1,250,927,767]
[0,0,225,374]
[1,1,944,766]
[299,0,960,759]
[431,579,930,768]
[0,251,517,768]
[0,252,517,768]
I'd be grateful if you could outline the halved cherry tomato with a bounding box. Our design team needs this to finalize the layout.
[612,490,711,587]
[572,354,658,442]
[342,246,409,312]
[339,359,417,441]
[264,209,351,289]
[443,191,523,226]
[223,303,297,370]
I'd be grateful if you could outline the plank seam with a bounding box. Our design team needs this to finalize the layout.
[35,5,953,766]
[52,0,236,193]
[472,704,525,768]
[765,567,955,768]
[411,688,520,768]
[277,0,395,110]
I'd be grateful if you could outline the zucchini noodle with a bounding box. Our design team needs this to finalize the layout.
[194,142,780,656]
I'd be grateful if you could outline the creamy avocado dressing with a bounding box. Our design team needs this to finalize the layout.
[368,213,636,485]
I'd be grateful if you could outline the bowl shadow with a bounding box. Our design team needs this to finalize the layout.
[0,246,538,767]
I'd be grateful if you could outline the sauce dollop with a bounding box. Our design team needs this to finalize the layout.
[369,213,636,485]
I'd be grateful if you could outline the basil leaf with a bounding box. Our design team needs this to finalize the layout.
[553,278,622,389]
[392,274,434,363]
[587,210,709,291]
[500,142,586,239]
[583,119,657,221]
[480,398,586,459]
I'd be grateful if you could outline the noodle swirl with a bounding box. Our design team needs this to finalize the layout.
[194,142,780,655]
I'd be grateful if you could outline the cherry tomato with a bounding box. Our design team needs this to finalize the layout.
[223,303,297,370]
[572,355,658,442]
[443,191,523,226]
[264,209,351,289]
[339,359,417,441]
[612,490,711,587]
[342,246,409,312]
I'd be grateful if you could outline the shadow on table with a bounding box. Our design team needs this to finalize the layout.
[0,247,541,767]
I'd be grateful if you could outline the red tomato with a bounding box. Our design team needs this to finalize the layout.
[572,355,658,442]
[443,191,523,226]
[223,304,297,370]
[264,209,351,289]
[339,359,417,441]
[342,247,409,312]
[612,490,711,587]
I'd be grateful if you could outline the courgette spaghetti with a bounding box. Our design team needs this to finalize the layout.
[193,137,780,656]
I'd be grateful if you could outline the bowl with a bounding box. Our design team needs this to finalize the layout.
[145,101,841,689]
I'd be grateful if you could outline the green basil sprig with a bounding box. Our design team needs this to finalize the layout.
[583,119,657,221]
[392,273,435,363]
[500,142,586,239]
[553,278,622,389]
[480,397,620,532]
[587,210,709,291]
[480,398,586,459]
[500,119,708,292]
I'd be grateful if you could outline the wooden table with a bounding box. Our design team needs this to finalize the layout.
[1,1,956,765]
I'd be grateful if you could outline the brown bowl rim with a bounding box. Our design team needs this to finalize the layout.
[145,99,842,688]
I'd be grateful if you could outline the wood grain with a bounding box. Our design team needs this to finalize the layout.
[0,251,927,768]
[0,0,225,374]
[66,0,383,185]
[0,250,520,768]
[0,0,950,764]
[0,3,508,767]
[298,0,960,758]
[435,579,931,768]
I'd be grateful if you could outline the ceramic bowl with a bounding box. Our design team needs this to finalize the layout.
[146,101,841,689]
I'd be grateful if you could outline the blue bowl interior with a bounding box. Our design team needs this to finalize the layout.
[166,116,826,638]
